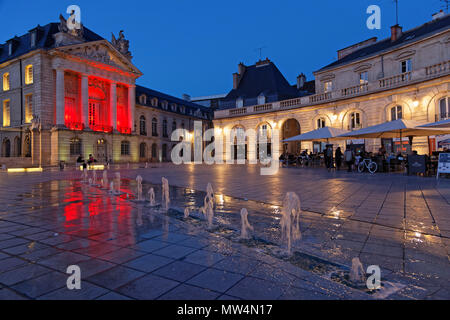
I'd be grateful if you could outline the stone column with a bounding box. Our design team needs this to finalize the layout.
[128,85,135,132]
[81,74,89,129]
[110,82,117,130]
[55,69,65,127]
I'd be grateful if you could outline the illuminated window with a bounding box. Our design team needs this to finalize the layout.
[324,81,333,93]
[317,118,326,129]
[390,105,402,121]
[151,98,158,107]
[349,112,361,130]
[359,72,368,84]
[25,94,33,123]
[3,73,10,91]
[3,100,11,127]
[25,65,33,84]
[121,141,130,155]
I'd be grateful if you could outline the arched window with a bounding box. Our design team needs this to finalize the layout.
[139,115,146,135]
[172,120,177,133]
[70,138,82,156]
[152,117,158,136]
[162,119,168,137]
[2,138,11,157]
[139,142,147,158]
[151,98,158,107]
[390,105,402,121]
[151,143,157,159]
[25,65,33,85]
[121,141,130,155]
[316,117,326,129]
[349,112,361,130]
[139,94,147,105]
[14,136,21,157]
[439,97,449,120]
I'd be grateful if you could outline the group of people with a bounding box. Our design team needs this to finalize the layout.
[76,154,98,169]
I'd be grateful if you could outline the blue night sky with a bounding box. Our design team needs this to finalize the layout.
[0,0,445,98]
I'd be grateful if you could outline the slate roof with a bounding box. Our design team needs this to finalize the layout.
[135,85,212,120]
[219,60,313,109]
[0,23,104,64]
[318,14,450,72]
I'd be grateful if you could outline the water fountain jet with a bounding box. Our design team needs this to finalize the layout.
[280,192,302,254]
[349,257,366,284]
[136,175,143,201]
[148,187,156,206]
[161,177,170,210]
[239,208,254,239]
[102,171,108,188]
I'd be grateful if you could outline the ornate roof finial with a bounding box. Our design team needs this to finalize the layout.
[111,30,132,60]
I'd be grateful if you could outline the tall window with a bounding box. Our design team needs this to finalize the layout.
[162,144,167,160]
[25,65,33,85]
[172,120,177,133]
[162,119,168,137]
[317,118,326,129]
[70,138,82,156]
[25,94,33,123]
[349,112,361,130]
[152,117,158,136]
[391,105,402,121]
[3,100,10,127]
[88,102,99,126]
[359,72,368,84]
[439,97,449,120]
[401,59,412,73]
[257,94,266,105]
[236,97,244,108]
[121,141,130,155]
[139,143,146,158]
[139,115,146,135]
[3,73,10,91]
[151,143,157,158]
[324,81,333,93]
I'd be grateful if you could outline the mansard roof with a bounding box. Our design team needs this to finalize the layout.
[220,59,313,109]
[317,14,450,73]
[0,22,104,64]
[135,85,213,120]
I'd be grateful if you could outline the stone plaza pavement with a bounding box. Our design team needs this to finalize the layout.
[0,163,449,300]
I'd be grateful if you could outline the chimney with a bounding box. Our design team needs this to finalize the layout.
[296,73,306,89]
[233,73,241,89]
[390,24,403,42]
[238,62,246,75]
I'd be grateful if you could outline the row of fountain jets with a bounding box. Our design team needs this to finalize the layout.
[81,168,367,284]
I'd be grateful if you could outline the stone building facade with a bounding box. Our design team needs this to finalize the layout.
[0,15,211,167]
[213,14,450,160]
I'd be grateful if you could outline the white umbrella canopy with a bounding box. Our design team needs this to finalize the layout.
[283,126,349,142]
[337,119,450,139]
[419,118,450,128]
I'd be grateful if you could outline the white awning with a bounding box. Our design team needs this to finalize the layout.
[283,127,349,142]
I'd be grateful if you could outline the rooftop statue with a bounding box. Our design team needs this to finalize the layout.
[111,30,132,60]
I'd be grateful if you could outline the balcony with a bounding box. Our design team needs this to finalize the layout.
[66,122,84,131]
[214,60,450,119]
[117,126,131,134]
[91,124,113,133]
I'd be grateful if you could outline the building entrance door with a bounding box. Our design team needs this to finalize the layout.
[95,139,107,163]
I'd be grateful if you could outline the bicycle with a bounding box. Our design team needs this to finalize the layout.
[357,158,378,174]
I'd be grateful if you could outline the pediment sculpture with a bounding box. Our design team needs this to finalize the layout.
[111,30,132,60]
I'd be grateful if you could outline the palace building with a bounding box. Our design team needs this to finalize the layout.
[212,12,450,160]
[0,14,211,167]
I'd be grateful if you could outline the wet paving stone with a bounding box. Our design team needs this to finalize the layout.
[117,274,179,299]
[187,268,244,293]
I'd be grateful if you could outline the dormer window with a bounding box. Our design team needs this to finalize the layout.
[30,31,36,47]
[257,93,266,105]
[171,103,177,112]
[151,98,158,107]
[25,65,33,85]
[236,97,244,108]
[8,43,12,56]
[139,94,147,105]
[401,59,412,73]
[324,81,333,93]
[359,72,368,84]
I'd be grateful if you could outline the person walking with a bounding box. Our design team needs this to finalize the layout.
[325,145,333,171]
[344,147,354,172]
[335,147,342,170]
